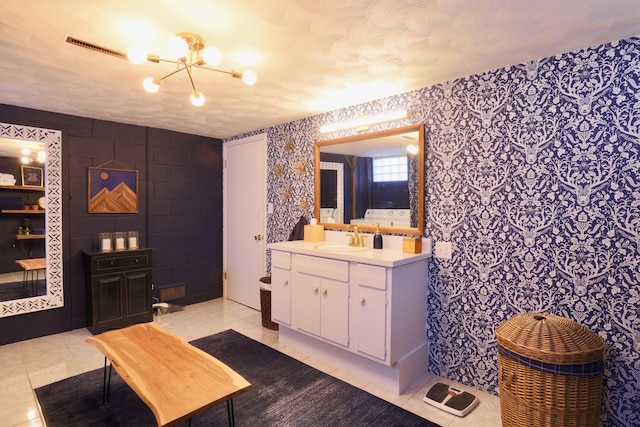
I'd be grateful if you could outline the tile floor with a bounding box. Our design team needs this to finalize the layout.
[0,298,502,427]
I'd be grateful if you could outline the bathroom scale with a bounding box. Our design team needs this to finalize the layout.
[423,382,479,417]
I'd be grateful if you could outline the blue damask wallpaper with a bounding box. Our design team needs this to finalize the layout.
[227,37,640,426]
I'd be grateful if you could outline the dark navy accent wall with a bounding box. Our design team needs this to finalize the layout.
[147,128,223,305]
[0,104,223,344]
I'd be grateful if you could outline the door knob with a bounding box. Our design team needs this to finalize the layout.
[254,235,263,240]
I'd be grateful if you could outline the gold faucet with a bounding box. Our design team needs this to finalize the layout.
[346,225,365,247]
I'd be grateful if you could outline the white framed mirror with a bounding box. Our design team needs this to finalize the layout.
[0,122,63,317]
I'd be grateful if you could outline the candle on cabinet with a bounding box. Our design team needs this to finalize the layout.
[99,232,113,251]
[114,232,126,250]
[127,231,139,249]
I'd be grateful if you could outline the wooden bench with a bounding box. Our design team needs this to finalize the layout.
[86,323,252,426]
[15,257,46,295]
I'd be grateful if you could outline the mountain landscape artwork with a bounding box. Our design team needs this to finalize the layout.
[88,167,138,213]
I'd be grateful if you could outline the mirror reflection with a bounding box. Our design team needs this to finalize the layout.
[314,124,424,236]
[0,122,63,317]
[0,141,46,301]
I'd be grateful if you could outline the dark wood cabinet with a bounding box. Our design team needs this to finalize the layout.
[83,248,153,334]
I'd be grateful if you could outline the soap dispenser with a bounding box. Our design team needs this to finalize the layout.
[373,224,383,249]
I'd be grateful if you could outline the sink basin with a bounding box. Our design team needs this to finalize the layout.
[314,244,371,253]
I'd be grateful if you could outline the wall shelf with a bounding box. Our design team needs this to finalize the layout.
[0,185,44,191]
[15,234,46,240]
[1,210,45,214]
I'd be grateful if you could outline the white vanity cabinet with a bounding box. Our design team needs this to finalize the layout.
[268,240,430,394]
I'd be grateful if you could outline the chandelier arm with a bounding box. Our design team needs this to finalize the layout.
[193,64,233,76]
[155,66,188,83]
[182,59,198,92]
[154,57,182,66]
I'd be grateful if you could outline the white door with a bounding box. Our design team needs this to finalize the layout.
[223,133,267,310]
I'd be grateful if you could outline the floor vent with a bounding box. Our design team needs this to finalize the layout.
[158,283,187,302]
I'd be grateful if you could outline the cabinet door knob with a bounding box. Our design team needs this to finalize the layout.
[314,287,319,293]
[109,261,115,267]
[323,289,328,295]
[359,296,365,303]
[254,235,263,240]
[284,280,289,286]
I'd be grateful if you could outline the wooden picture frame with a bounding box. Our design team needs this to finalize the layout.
[88,167,138,213]
[21,165,44,187]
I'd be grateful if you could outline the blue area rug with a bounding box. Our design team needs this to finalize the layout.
[35,329,439,426]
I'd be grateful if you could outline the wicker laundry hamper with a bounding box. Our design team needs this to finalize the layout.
[495,313,607,427]
[259,276,278,330]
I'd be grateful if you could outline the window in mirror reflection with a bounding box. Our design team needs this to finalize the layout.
[372,156,408,182]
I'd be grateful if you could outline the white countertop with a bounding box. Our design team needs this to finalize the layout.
[268,238,431,267]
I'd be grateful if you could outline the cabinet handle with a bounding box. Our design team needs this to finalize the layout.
[314,287,319,293]
[109,261,115,267]
[323,289,328,295]
[284,280,289,286]
[135,259,140,263]
[359,296,365,304]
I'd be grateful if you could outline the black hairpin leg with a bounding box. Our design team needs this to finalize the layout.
[227,399,235,427]
[102,357,112,405]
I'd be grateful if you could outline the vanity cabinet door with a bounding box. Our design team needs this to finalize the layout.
[292,271,321,336]
[271,266,291,326]
[320,278,349,346]
[271,250,292,326]
[353,264,388,362]
[354,285,387,361]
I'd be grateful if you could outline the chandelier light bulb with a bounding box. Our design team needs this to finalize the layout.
[21,148,31,155]
[37,151,46,163]
[143,77,160,93]
[127,46,147,64]
[21,156,30,164]
[168,36,189,58]
[407,144,419,155]
[202,47,222,66]
[190,91,205,107]
[242,70,257,85]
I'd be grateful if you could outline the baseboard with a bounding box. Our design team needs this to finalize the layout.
[279,326,427,394]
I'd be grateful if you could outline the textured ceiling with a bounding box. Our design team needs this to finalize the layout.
[1,0,639,139]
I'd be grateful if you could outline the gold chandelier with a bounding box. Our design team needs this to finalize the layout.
[66,32,256,107]
[127,32,257,106]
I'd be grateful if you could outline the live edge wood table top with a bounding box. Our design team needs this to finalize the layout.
[86,323,252,426]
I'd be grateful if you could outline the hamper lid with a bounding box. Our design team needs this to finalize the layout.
[495,312,607,365]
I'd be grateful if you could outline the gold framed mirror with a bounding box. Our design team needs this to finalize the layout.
[314,124,424,236]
